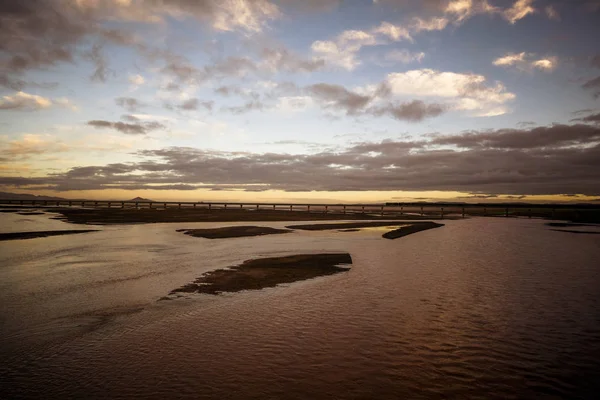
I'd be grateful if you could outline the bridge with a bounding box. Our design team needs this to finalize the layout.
[2,199,598,220]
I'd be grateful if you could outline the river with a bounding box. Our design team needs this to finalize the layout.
[1,211,599,399]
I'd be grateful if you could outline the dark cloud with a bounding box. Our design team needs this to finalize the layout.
[4,124,599,195]
[115,97,144,112]
[430,124,600,149]
[371,100,446,122]
[308,83,372,114]
[85,44,112,82]
[306,83,445,122]
[224,100,265,114]
[179,98,213,111]
[0,0,139,87]
[571,111,600,124]
[582,76,600,98]
[87,119,165,135]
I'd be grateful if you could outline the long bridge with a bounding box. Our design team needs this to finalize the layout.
[2,199,599,220]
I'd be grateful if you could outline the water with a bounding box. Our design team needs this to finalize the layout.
[1,211,600,399]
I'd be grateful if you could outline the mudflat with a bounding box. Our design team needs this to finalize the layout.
[0,230,99,241]
[382,222,444,239]
[177,226,291,239]
[52,208,442,225]
[169,253,352,295]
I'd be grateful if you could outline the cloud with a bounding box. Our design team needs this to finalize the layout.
[0,91,75,111]
[582,55,600,98]
[276,96,314,113]
[129,74,145,86]
[582,76,600,98]
[307,83,372,114]
[503,0,536,23]
[0,134,70,160]
[302,82,446,122]
[4,123,599,195]
[75,0,281,33]
[87,119,166,135]
[115,97,144,112]
[310,22,412,70]
[383,69,515,116]
[0,0,282,88]
[167,98,214,111]
[493,52,558,71]
[571,110,600,124]
[545,5,560,20]
[384,49,426,64]
[370,100,446,121]
[223,100,265,114]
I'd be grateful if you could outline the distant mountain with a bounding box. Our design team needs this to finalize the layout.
[0,191,67,201]
[128,197,154,202]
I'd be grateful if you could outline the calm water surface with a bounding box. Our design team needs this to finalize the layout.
[1,211,599,399]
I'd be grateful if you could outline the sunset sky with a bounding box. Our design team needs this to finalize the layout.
[1,0,599,203]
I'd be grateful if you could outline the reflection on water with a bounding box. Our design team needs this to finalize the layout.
[1,215,600,399]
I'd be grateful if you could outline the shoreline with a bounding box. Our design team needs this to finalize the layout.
[50,208,450,225]
[0,230,100,241]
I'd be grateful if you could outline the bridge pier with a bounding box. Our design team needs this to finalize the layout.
[441,207,444,219]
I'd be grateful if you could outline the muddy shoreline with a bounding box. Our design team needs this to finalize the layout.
[169,253,352,295]
[50,208,445,225]
[0,230,99,241]
[177,226,291,239]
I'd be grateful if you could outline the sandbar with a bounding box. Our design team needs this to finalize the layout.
[177,226,291,239]
[169,253,352,295]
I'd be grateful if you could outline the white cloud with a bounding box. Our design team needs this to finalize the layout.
[373,22,412,41]
[444,0,498,23]
[311,40,360,70]
[493,52,527,66]
[311,22,412,70]
[384,69,515,116]
[503,0,536,24]
[129,74,145,86]
[0,92,75,111]
[493,52,557,71]
[531,58,557,71]
[411,17,450,32]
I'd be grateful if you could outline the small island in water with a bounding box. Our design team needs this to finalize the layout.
[168,253,352,296]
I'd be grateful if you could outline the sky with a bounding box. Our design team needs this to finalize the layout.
[1,0,599,203]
